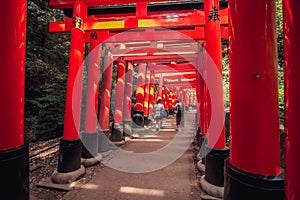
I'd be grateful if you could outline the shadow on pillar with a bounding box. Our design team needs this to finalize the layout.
[224,159,284,200]
[132,111,144,128]
[51,139,85,184]
[0,145,29,200]
[98,130,111,153]
[81,132,101,167]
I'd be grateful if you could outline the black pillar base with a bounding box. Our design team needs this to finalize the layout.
[195,127,203,147]
[123,120,132,136]
[201,138,208,165]
[144,116,151,126]
[81,132,98,159]
[132,111,144,127]
[195,113,198,130]
[98,130,111,153]
[57,139,82,173]
[0,144,29,200]
[110,123,123,142]
[168,109,174,115]
[205,146,230,187]
[197,132,206,158]
[224,159,284,200]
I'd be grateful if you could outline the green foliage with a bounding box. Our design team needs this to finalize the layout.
[25,0,70,142]
[222,53,229,108]
[276,0,284,124]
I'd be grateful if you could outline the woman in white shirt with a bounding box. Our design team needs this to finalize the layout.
[154,98,165,131]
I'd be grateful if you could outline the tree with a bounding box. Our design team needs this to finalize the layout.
[25,0,70,141]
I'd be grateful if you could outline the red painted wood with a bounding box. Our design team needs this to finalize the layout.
[123,62,134,121]
[157,75,163,101]
[113,59,126,123]
[84,39,100,133]
[148,71,155,115]
[63,2,87,140]
[143,67,151,116]
[205,0,225,149]
[50,0,186,9]
[135,64,146,112]
[0,0,27,150]
[284,0,300,198]
[229,0,280,175]
[99,50,113,131]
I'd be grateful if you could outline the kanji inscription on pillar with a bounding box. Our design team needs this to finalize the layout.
[208,6,220,22]
[72,15,83,28]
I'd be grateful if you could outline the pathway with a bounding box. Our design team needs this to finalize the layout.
[64,111,200,200]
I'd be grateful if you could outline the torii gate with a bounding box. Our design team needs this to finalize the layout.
[47,1,231,191]
[1,0,300,200]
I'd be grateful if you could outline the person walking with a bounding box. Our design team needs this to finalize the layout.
[153,98,165,131]
[175,99,183,131]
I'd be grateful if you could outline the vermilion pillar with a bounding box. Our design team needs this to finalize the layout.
[98,47,113,152]
[183,90,189,108]
[148,71,155,116]
[197,50,209,167]
[123,61,134,136]
[189,93,193,107]
[52,2,87,183]
[200,0,229,192]
[163,87,169,112]
[205,0,226,149]
[283,0,300,199]
[224,0,284,199]
[84,39,100,134]
[196,65,204,147]
[143,66,151,124]
[162,87,166,107]
[133,63,146,127]
[168,90,173,113]
[157,75,163,100]
[81,36,101,164]
[111,59,126,142]
[0,0,29,198]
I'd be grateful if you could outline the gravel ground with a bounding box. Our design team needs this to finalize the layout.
[29,138,101,200]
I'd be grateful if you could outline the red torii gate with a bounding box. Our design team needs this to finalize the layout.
[48,0,230,193]
[3,0,300,200]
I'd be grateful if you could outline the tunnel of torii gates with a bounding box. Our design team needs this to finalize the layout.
[0,0,300,200]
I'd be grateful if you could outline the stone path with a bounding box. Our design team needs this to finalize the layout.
[64,111,201,200]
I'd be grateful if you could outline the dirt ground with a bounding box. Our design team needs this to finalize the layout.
[30,111,202,200]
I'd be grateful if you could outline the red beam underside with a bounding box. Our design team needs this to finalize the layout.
[49,12,228,32]
[50,0,186,8]
[112,46,198,57]
[123,54,196,62]
[82,27,228,43]
[150,63,196,71]
[160,74,196,80]
[154,69,196,74]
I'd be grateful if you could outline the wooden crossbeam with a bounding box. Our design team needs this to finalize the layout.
[49,10,228,34]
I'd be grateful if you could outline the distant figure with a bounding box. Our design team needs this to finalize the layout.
[154,98,165,131]
[175,99,183,131]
